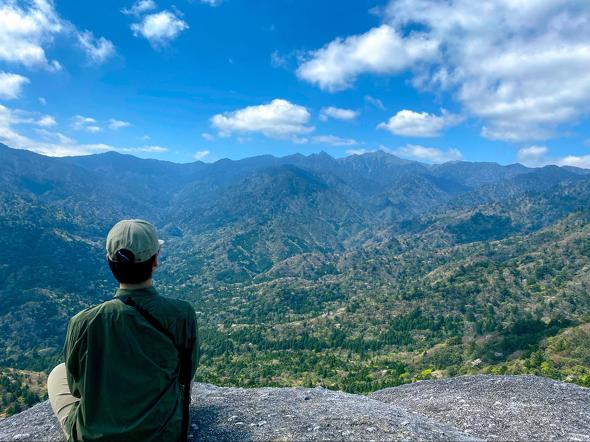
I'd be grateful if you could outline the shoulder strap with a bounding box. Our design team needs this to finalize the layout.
[118,296,180,351]
[117,295,194,442]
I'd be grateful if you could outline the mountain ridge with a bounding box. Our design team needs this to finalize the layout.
[1,142,590,416]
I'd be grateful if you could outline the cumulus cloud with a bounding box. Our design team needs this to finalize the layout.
[0,104,166,157]
[122,0,157,16]
[131,11,189,46]
[108,118,131,130]
[0,72,29,99]
[0,0,113,70]
[393,144,462,163]
[558,155,590,169]
[210,99,313,142]
[516,146,550,167]
[37,115,56,127]
[194,150,210,160]
[319,106,359,122]
[0,0,62,69]
[378,109,461,137]
[298,0,590,142]
[72,115,101,133]
[516,145,590,169]
[0,104,109,156]
[296,24,438,91]
[78,31,115,64]
[312,135,358,146]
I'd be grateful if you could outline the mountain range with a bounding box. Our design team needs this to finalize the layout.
[1,142,590,413]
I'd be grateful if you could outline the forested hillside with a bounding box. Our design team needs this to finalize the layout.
[1,143,589,415]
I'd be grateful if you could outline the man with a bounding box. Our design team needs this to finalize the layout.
[47,219,198,441]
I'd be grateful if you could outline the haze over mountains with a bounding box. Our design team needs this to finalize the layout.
[1,142,590,410]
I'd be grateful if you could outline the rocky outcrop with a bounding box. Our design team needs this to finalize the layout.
[371,375,590,441]
[0,375,588,441]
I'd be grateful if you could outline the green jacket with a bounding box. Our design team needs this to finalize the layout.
[63,286,198,441]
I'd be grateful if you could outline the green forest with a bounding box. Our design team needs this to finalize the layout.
[1,144,590,416]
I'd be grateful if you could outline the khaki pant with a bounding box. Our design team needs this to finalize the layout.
[48,363,79,439]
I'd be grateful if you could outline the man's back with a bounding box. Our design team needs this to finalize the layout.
[63,287,198,441]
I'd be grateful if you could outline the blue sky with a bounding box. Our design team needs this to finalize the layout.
[1,0,590,167]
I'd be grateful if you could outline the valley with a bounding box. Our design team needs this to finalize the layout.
[1,142,589,415]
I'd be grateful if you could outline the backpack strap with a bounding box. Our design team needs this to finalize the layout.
[118,296,194,442]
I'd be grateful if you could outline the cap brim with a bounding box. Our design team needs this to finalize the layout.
[158,239,164,252]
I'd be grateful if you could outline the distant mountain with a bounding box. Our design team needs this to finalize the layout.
[1,142,590,408]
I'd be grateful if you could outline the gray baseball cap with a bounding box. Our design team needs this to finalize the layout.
[106,219,164,263]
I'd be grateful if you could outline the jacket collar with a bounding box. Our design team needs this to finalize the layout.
[114,286,158,298]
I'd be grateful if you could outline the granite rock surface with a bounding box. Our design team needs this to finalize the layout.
[1,375,588,441]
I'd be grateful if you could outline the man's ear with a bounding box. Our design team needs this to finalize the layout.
[152,254,159,271]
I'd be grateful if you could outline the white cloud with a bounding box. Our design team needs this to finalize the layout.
[77,31,115,64]
[480,124,551,142]
[298,1,590,142]
[0,0,63,69]
[39,97,47,105]
[364,95,386,111]
[194,150,210,160]
[271,50,288,68]
[201,132,214,141]
[0,0,114,71]
[516,145,590,169]
[0,104,166,157]
[0,104,110,156]
[319,106,359,122]
[517,146,550,167]
[120,145,167,153]
[378,109,461,137]
[313,135,358,147]
[122,0,158,16]
[296,24,438,91]
[394,144,462,163]
[210,99,313,142]
[200,0,223,6]
[72,115,97,128]
[131,11,189,46]
[108,118,131,130]
[558,155,590,169]
[72,115,101,133]
[37,115,56,127]
[0,72,29,99]
[346,148,374,156]
[34,128,74,144]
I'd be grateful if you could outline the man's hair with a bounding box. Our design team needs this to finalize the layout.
[108,249,156,284]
